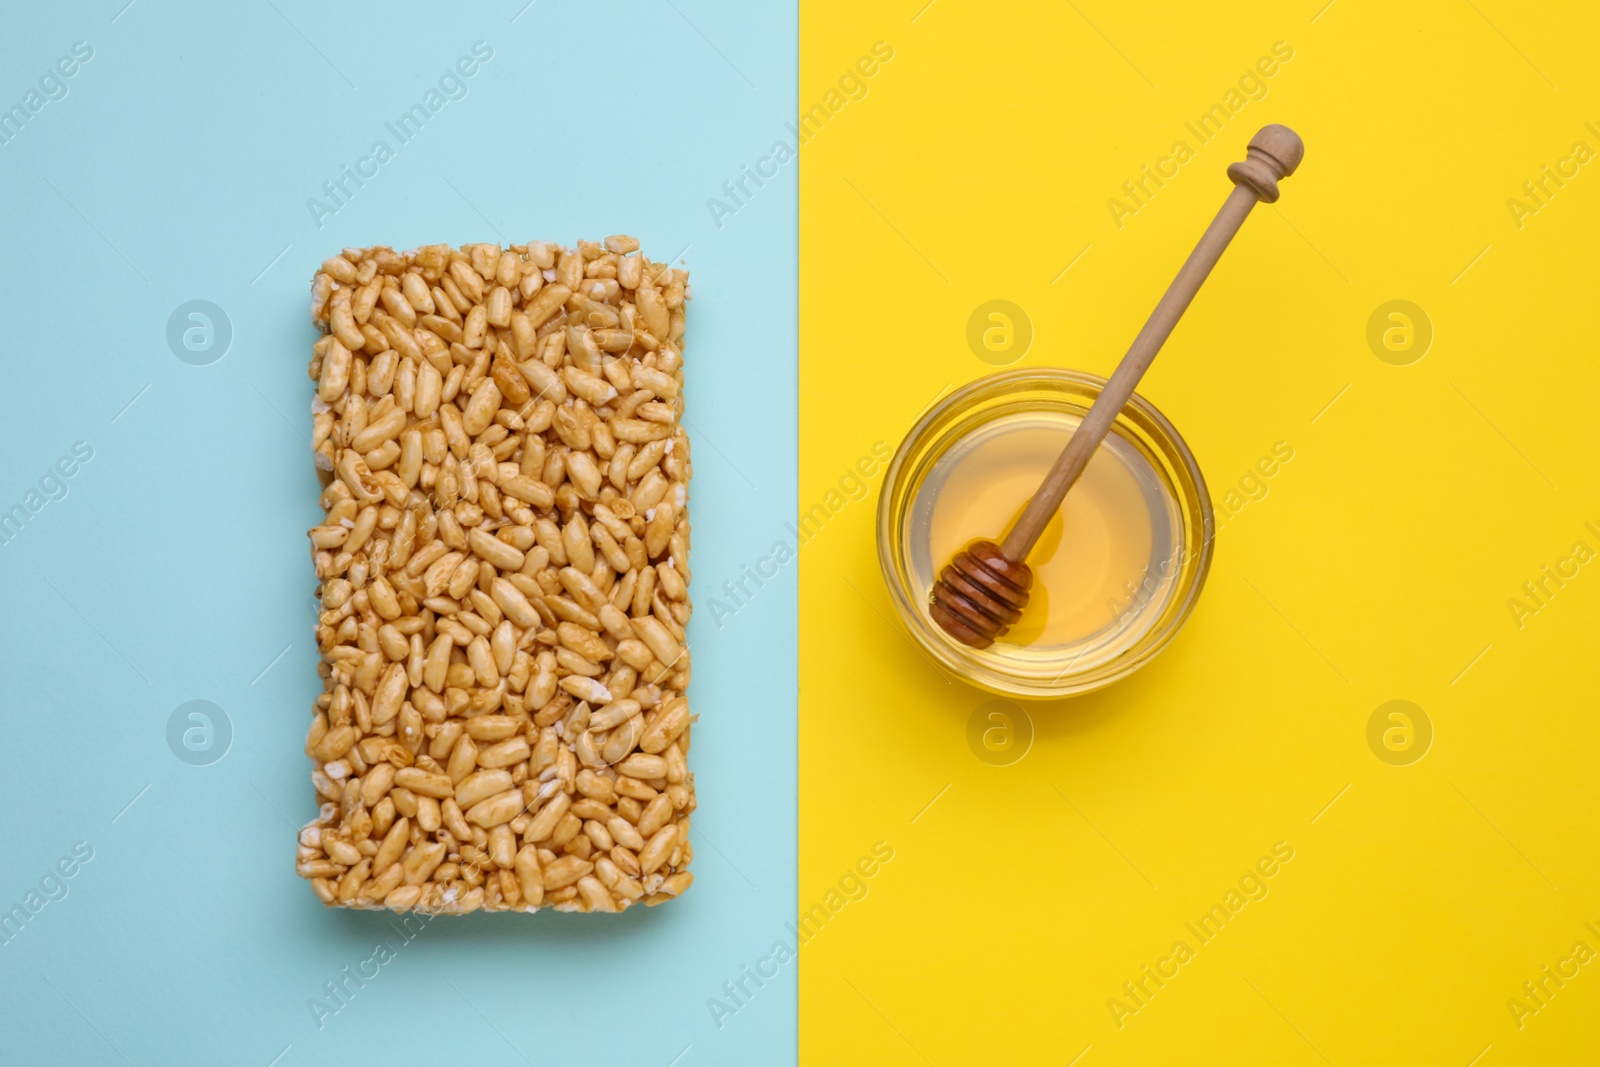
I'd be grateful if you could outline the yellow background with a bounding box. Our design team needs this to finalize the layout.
[799,1,1600,1063]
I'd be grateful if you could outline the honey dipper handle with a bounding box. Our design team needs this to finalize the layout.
[1000,124,1304,561]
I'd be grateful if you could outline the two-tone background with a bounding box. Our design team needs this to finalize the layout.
[2,1,1595,1064]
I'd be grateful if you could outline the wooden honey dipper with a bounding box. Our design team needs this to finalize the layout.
[931,124,1304,649]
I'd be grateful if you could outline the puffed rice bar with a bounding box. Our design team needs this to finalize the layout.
[297,238,694,914]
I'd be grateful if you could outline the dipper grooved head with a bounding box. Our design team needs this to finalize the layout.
[929,540,1032,649]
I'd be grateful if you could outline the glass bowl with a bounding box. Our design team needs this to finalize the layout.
[876,368,1213,699]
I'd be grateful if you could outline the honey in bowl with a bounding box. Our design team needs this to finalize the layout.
[878,369,1212,698]
[919,415,1169,649]
[914,407,1179,659]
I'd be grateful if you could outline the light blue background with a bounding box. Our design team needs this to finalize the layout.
[0,2,796,1063]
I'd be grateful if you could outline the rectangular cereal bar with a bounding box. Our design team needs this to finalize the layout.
[297,238,694,914]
